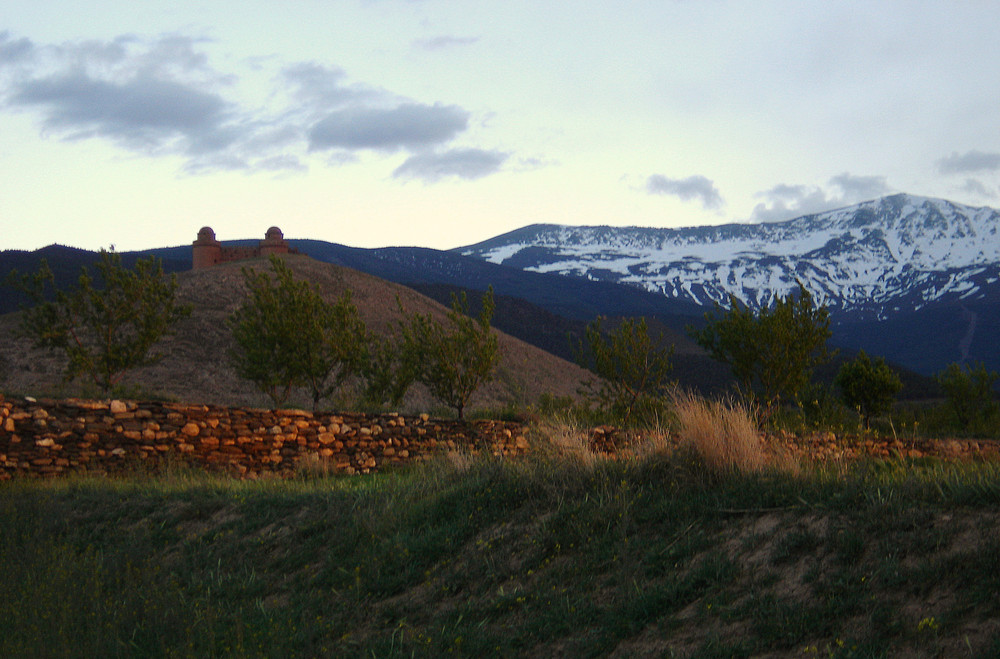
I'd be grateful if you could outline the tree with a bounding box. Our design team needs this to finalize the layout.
[689,282,832,413]
[356,331,415,410]
[7,249,190,395]
[574,316,674,426]
[398,288,499,420]
[834,350,902,429]
[228,256,365,409]
[937,361,999,431]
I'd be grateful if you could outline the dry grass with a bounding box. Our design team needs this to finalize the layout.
[672,390,767,474]
[531,414,601,468]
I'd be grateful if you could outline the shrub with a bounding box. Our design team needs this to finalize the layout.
[6,250,190,395]
[937,361,999,432]
[688,282,832,416]
[355,332,414,410]
[797,382,850,430]
[574,316,674,428]
[834,350,902,430]
[228,255,366,409]
[671,391,765,474]
[398,288,499,420]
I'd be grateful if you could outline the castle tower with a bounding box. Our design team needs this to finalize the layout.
[192,226,222,270]
[259,226,290,257]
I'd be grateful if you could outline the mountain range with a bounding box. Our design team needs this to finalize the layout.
[2,193,997,389]
[459,194,1000,322]
[455,194,1000,379]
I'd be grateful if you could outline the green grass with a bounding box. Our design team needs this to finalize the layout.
[3,450,1000,657]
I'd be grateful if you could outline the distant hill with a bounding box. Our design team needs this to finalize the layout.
[0,255,593,413]
[0,245,189,315]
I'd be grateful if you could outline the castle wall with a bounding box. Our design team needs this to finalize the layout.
[192,227,294,270]
[192,244,222,269]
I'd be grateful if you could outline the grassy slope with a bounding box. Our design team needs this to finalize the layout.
[4,450,1000,658]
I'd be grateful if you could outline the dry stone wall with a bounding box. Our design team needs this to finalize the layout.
[0,395,529,480]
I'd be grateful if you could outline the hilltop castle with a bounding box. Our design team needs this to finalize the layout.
[191,226,296,269]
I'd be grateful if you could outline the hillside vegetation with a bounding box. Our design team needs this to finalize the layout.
[0,255,592,413]
[3,425,1000,658]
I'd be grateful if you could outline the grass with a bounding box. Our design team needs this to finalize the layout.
[4,414,1000,657]
[672,390,767,474]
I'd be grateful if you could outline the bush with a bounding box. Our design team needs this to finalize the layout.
[798,382,850,431]
[228,256,365,409]
[688,282,832,415]
[398,288,499,420]
[6,250,190,395]
[834,350,902,430]
[937,362,999,433]
[355,332,414,411]
[574,316,674,428]
[671,391,766,474]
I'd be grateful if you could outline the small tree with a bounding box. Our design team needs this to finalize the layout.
[689,282,832,414]
[356,331,414,410]
[228,256,365,410]
[7,249,190,395]
[937,361,999,431]
[834,350,902,429]
[574,316,674,427]
[399,288,499,420]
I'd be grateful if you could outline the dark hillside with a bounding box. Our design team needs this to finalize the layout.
[0,255,592,412]
[0,245,189,315]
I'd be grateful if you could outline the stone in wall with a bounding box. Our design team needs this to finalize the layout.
[0,395,530,480]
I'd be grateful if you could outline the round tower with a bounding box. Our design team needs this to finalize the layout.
[192,226,222,269]
[259,226,290,257]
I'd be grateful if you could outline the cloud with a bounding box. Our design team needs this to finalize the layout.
[751,173,892,222]
[413,36,479,51]
[11,73,230,151]
[0,31,33,63]
[937,150,1000,174]
[392,148,508,182]
[959,178,997,199]
[645,174,724,210]
[308,103,469,152]
[0,32,503,181]
[827,173,891,201]
[280,62,375,108]
[1,34,252,167]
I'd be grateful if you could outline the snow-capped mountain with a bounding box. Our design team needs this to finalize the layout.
[458,194,1000,320]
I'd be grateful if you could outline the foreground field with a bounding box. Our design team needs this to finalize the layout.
[3,438,1000,658]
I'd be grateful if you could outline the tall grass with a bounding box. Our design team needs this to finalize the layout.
[671,390,767,474]
[531,413,601,467]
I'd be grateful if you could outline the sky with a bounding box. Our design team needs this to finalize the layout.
[3,1,1000,253]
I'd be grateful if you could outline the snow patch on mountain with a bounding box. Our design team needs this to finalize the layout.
[459,194,1000,319]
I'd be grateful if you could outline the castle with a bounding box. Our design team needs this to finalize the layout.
[191,226,297,269]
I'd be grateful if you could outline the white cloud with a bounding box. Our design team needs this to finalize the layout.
[937,150,1000,174]
[0,31,33,63]
[645,174,724,210]
[413,35,479,51]
[393,148,508,182]
[0,32,503,181]
[751,173,892,222]
[308,103,469,152]
[958,178,997,199]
